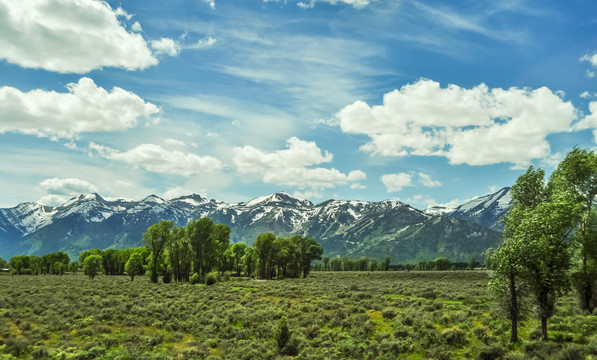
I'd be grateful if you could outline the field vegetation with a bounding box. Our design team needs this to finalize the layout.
[1,271,596,360]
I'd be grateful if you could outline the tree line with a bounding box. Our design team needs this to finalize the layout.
[75,218,324,283]
[8,252,72,275]
[486,148,597,342]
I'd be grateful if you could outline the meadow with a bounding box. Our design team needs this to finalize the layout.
[0,271,596,360]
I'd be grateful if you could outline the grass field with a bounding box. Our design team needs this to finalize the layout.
[1,271,596,359]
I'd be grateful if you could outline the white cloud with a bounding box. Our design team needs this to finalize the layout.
[0,77,161,140]
[381,173,413,192]
[151,36,216,57]
[164,138,187,148]
[581,53,597,67]
[89,143,222,177]
[203,0,216,9]
[233,137,365,190]
[418,172,441,187]
[131,21,142,32]
[0,0,157,73]
[151,38,181,56]
[581,53,597,79]
[39,177,98,195]
[297,0,372,9]
[186,36,217,50]
[114,7,132,20]
[37,177,99,206]
[335,79,576,166]
[573,101,597,142]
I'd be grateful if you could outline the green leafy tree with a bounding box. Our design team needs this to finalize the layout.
[294,235,323,278]
[242,247,257,277]
[125,251,144,281]
[143,220,174,283]
[255,233,276,279]
[382,256,391,271]
[551,148,597,312]
[0,256,8,269]
[212,223,231,273]
[83,254,103,280]
[230,243,247,276]
[167,226,192,282]
[187,217,214,279]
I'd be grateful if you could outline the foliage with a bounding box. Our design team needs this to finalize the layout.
[83,254,103,280]
[143,220,174,283]
[1,271,596,359]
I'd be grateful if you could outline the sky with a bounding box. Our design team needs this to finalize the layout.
[1,0,597,210]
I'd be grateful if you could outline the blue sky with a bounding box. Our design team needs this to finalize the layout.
[1,0,596,209]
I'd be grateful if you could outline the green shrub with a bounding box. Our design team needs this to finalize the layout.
[274,316,290,349]
[162,268,172,284]
[205,272,218,285]
[190,272,200,284]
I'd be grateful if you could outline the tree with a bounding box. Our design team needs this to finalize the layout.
[242,247,257,277]
[143,220,174,283]
[212,223,231,274]
[382,256,391,271]
[230,243,247,276]
[294,235,323,278]
[487,166,550,342]
[187,218,214,279]
[125,251,144,281]
[0,256,8,269]
[322,256,330,271]
[83,254,103,280]
[255,233,276,279]
[551,148,597,312]
[167,226,192,282]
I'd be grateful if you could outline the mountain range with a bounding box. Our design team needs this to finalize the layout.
[0,188,512,264]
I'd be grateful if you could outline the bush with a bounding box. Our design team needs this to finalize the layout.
[190,272,201,284]
[274,316,290,349]
[205,272,218,286]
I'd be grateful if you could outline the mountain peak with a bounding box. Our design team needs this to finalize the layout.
[141,194,166,204]
[244,192,313,208]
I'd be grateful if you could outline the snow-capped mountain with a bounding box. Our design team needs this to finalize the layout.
[449,187,512,231]
[0,189,511,263]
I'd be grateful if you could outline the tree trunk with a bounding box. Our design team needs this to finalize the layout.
[509,272,519,342]
[541,316,548,340]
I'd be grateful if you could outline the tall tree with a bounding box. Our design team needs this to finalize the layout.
[487,166,549,342]
[551,148,597,312]
[143,220,174,283]
[187,218,214,279]
[83,254,103,280]
[212,223,231,274]
[293,235,323,278]
[230,243,247,276]
[255,233,276,279]
[167,226,192,282]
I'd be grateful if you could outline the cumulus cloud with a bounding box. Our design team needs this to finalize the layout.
[573,101,597,142]
[0,0,157,73]
[233,137,365,190]
[381,173,413,192]
[418,172,441,187]
[0,77,161,140]
[89,143,222,177]
[151,38,181,56]
[297,0,371,9]
[131,21,142,32]
[335,79,576,167]
[40,177,98,195]
[38,177,98,206]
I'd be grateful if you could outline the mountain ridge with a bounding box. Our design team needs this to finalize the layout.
[0,188,512,263]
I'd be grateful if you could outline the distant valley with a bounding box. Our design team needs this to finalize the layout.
[0,188,511,264]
